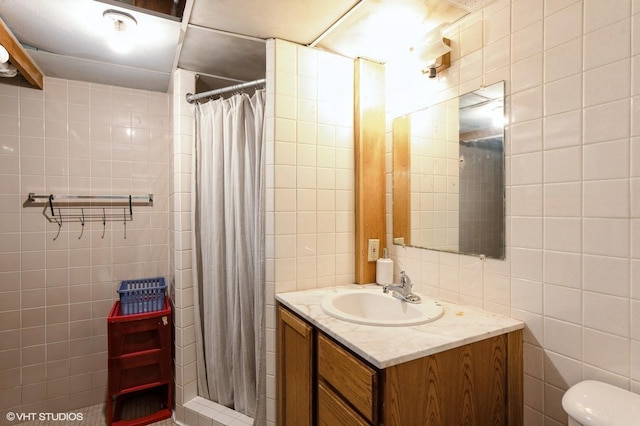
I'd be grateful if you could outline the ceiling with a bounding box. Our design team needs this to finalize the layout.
[0,0,493,95]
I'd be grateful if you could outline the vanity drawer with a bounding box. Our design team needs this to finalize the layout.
[318,381,370,426]
[317,332,377,423]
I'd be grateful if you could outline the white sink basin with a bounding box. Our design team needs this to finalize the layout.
[320,288,444,326]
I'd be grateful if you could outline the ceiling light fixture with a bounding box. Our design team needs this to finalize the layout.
[103,9,137,32]
[0,43,17,78]
[0,44,9,64]
[103,9,138,54]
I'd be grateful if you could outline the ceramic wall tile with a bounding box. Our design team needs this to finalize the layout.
[544,182,582,217]
[544,2,583,50]
[512,0,543,32]
[544,147,582,183]
[544,74,582,116]
[585,0,631,33]
[512,22,543,64]
[485,5,511,45]
[484,36,511,74]
[584,99,631,144]
[583,254,630,297]
[544,283,581,324]
[584,328,630,376]
[583,218,630,257]
[545,317,582,359]
[584,291,630,338]
[584,139,630,180]
[511,86,543,123]
[459,16,484,57]
[512,277,543,313]
[584,19,631,71]
[511,184,543,216]
[544,218,582,253]
[584,180,629,218]
[544,350,583,389]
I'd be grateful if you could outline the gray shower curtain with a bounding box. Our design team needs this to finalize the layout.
[191,90,266,424]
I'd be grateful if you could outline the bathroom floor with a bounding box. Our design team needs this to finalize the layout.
[15,403,176,426]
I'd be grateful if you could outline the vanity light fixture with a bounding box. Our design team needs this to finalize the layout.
[103,9,138,53]
[419,26,452,79]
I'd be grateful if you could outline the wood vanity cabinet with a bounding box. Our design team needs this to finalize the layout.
[277,304,523,426]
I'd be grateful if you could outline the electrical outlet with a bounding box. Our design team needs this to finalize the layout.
[367,239,380,262]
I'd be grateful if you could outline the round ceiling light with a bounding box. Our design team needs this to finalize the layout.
[0,44,9,64]
[103,9,137,33]
[103,9,138,53]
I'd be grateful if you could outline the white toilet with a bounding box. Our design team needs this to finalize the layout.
[562,380,640,425]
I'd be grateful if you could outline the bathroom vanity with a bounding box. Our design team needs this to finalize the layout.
[276,285,524,426]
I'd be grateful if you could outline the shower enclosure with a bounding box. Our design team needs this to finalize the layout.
[190,80,267,424]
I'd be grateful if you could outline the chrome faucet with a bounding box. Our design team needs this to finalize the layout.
[383,271,421,304]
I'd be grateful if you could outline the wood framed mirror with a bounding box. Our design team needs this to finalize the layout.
[392,81,505,260]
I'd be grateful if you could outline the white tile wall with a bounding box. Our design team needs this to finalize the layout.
[267,39,355,293]
[386,0,640,423]
[0,76,170,419]
[169,68,197,424]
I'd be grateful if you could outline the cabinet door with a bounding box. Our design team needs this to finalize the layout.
[277,306,314,426]
[318,381,370,426]
[382,334,510,425]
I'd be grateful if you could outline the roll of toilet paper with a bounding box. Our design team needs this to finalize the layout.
[376,257,393,285]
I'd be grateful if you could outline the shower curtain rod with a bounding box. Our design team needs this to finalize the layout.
[186,78,266,103]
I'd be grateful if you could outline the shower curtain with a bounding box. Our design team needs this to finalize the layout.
[191,90,266,424]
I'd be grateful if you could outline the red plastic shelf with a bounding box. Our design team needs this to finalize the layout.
[107,297,173,426]
[110,385,171,426]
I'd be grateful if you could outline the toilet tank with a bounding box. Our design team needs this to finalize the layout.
[562,380,640,426]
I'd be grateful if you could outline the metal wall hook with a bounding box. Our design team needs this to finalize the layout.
[78,208,85,240]
[49,194,55,217]
[101,208,106,239]
[53,208,62,241]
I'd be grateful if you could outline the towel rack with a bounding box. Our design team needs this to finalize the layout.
[25,193,153,240]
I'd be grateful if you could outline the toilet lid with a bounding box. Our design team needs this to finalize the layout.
[562,380,640,426]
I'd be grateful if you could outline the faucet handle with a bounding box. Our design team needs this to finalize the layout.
[400,271,411,286]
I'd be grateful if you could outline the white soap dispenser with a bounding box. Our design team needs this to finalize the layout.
[376,248,393,286]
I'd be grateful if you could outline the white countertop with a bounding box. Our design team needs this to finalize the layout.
[276,284,525,369]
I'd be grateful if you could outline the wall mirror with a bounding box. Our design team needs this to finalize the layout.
[392,81,505,259]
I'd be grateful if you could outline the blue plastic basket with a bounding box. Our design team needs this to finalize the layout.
[117,277,167,315]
